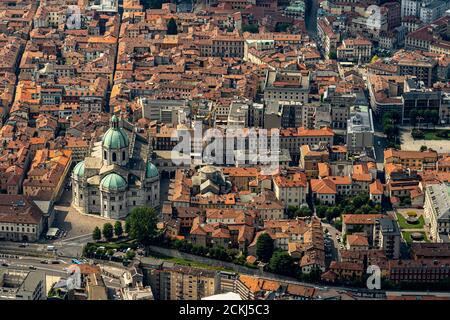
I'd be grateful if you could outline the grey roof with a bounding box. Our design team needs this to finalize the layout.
[426,183,450,221]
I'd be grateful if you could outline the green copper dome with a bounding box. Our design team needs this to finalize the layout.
[73,161,85,178]
[102,115,129,149]
[100,173,127,190]
[146,161,159,178]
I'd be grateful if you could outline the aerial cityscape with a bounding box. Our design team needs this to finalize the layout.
[1,0,450,305]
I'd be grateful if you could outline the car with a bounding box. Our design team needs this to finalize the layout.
[51,260,60,264]
[29,266,37,270]
[40,260,48,264]
[1,263,9,267]
[19,243,28,248]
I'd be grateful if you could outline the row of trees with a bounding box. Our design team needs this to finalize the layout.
[93,221,126,241]
[409,109,440,127]
[382,111,401,149]
[315,193,382,222]
[286,205,313,219]
[92,207,158,245]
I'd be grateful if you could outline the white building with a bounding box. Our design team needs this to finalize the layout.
[424,183,450,243]
[346,105,374,153]
[72,115,160,219]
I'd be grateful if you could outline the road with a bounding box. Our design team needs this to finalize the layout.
[0,254,71,275]
[323,222,342,263]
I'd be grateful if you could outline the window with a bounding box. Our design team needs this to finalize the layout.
[112,152,117,162]
[112,205,115,211]
[122,151,126,161]
[104,151,107,160]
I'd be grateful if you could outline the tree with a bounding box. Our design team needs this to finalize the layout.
[242,24,259,33]
[328,51,337,60]
[92,227,101,241]
[269,251,296,276]
[316,205,327,218]
[114,221,123,237]
[352,194,369,208]
[126,207,158,245]
[420,145,428,152]
[370,55,379,64]
[296,206,313,217]
[256,233,274,262]
[125,219,131,234]
[125,250,136,260]
[167,18,178,35]
[102,223,114,241]
[275,22,289,32]
[141,0,164,9]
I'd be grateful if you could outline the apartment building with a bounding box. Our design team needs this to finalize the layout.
[263,70,310,104]
[373,217,401,259]
[337,38,373,64]
[272,171,308,207]
[384,148,438,171]
[0,269,45,300]
[299,145,330,178]
[0,195,46,242]
[141,259,220,300]
[424,183,450,242]
[346,105,374,153]
[280,127,334,163]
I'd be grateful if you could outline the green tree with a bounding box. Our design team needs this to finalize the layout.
[125,219,131,234]
[126,250,136,260]
[420,145,428,152]
[269,251,296,276]
[316,205,327,218]
[114,221,123,237]
[296,206,313,217]
[126,207,158,245]
[92,227,101,241]
[328,51,337,60]
[102,223,114,241]
[256,233,274,262]
[141,0,164,9]
[242,24,259,33]
[167,18,178,35]
[352,194,369,208]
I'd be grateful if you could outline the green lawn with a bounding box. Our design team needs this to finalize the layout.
[396,213,425,229]
[402,231,429,245]
[422,129,450,140]
[147,250,234,272]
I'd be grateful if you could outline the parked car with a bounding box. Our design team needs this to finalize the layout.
[40,260,48,264]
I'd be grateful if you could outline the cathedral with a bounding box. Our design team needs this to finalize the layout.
[71,115,160,219]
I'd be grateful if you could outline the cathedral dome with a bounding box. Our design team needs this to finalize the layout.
[73,161,85,178]
[100,173,127,191]
[102,115,129,149]
[146,161,159,178]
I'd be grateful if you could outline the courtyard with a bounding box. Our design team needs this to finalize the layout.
[395,209,430,245]
[53,189,118,239]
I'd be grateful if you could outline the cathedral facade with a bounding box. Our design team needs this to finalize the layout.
[71,115,160,219]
